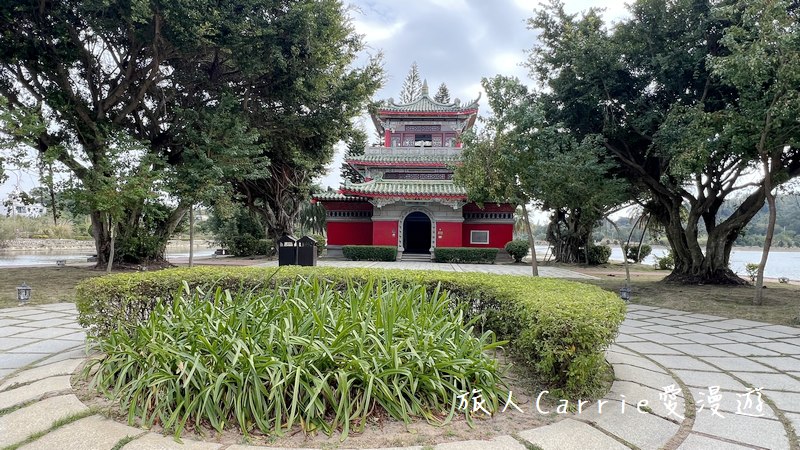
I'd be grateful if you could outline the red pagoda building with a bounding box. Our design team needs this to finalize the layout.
[314,82,515,260]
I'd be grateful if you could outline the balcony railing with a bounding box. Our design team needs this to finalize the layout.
[363,146,462,158]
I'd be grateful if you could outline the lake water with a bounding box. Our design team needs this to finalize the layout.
[0,244,216,267]
[534,245,800,281]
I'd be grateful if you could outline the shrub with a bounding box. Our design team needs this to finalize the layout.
[77,266,625,398]
[586,245,611,265]
[309,233,326,254]
[504,240,529,263]
[342,245,396,261]
[228,234,274,257]
[86,277,505,438]
[623,244,652,263]
[655,251,675,270]
[745,263,759,282]
[434,247,498,264]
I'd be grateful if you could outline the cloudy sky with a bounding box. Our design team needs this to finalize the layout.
[317,0,630,189]
[1,1,629,202]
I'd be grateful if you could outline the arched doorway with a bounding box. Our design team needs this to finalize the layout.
[402,211,432,254]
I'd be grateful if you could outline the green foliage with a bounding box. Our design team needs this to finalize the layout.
[623,244,652,263]
[341,127,368,184]
[86,277,505,437]
[203,203,273,257]
[655,251,675,270]
[399,62,423,103]
[434,82,451,103]
[585,245,611,265]
[433,248,498,264]
[76,266,625,397]
[504,240,530,263]
[744,263,760,283]
[228,236,274,257]
[309,233,326,253]
[342,245,397,261]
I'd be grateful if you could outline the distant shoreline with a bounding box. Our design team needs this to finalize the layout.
[0,238,211,251]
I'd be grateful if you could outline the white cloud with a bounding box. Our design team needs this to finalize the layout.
[353,19,406,42]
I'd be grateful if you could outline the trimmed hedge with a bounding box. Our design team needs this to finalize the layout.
[76,266,625,396]
[586,244,612,265]
[504,240,530,263]
[434,247,498,264]
[342,245,397,261]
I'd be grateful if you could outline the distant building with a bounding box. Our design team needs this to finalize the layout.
[313,81,514,259]
[3,189,46,218]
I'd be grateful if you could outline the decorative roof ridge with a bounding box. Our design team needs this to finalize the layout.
[382,90,480,112]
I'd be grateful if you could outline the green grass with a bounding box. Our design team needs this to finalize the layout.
[86,276,507,439]
[0,267,107,308]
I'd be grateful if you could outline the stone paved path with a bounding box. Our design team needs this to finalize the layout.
[1,302,799,449]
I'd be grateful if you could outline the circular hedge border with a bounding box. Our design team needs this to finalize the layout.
[76,266,625,396]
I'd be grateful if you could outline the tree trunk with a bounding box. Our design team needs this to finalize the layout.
[106,215,115,274]
[521,203,539,276]
[754,157,777,305]
[91,211,111,269]
[188,204,195,268]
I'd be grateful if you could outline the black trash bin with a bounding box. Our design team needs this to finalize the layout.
[297,235,318,266]
[278,234,298,266]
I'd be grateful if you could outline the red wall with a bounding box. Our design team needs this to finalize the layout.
[435,221,462,247]
[462,223,513,249]
[372,220,398,246]
[327,221,372,246]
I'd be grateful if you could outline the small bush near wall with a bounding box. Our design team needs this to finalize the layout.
[77,266,624,399]
[342,245,397,261]
[504,240,530,263]
[586,245,612,265]
[434,247,498,264]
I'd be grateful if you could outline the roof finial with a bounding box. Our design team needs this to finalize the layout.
[421,79,429,97]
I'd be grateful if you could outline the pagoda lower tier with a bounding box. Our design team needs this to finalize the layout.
[313,189,515,258]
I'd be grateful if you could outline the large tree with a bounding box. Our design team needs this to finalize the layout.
[398,62,423,103]
[0,0,379,266]
[527,0,800,284]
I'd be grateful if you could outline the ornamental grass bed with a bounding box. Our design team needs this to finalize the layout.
[76,266,625,442]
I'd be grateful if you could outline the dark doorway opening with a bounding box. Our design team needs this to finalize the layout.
[403,212,431,254]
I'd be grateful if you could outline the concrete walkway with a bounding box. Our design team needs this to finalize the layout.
[2,302,799,449]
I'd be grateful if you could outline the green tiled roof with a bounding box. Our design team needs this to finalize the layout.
[341,180,467,198]
[381,95,478,113]
[312,192,367,201]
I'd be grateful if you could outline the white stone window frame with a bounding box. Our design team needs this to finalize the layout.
[470,230,490,245]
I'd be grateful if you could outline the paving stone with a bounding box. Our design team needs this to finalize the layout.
[620,319,652,328]
[691,386,777,419]
[761,325,800,335]
[0,337,39,351]
[579,403,679,449]
[0,395,89,447]
[57,331,87,342]
[0,319,26,328]
[677,433,758,450]
[614,334,645,343]
[732,372,800,392]
[434,435,526,450]
[647,355,717,371]
[0,375,71,410]
[692,411,789,449]
[618,325,647,335]
[518,418,629,450]
[635,333,694,345]
[9,328,79,340]
[22,318,75,328]
[630,310,670,318]
[754,342,800,355]
[752,357,800,372]
[786,412,800,436]
[713,319,769,329]
[672,370,748,391]
[683,313,726,321]
[0,368,12,379]
[604,380,685,420]
[678,333,734,345]
[711,343,780,357]
[652,308,692,316]
[764,390,800,413]
[619,341,682,355]
[20,312,71,321]
[779,337,800,346]
[741,328,795,339]
[123,433,223,450]
[640,325,690,335]
[0,359,83,391]
[667,343,734,357]
[717,332,771,343]
[0,352,47,370]
[7,339,82,355]
[605,351,664,373]
[669,315,716,324]
[699,356,777,372]
[19,415,143,450]
[612,364,677,390]
[33,347,91,366]
[678,324,731,334]
[642,317,687,327]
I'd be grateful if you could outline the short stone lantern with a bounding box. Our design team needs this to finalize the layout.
[17,282,32,305]
[619,286,632,302]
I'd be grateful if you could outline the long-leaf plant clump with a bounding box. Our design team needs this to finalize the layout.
[85,276,507,438]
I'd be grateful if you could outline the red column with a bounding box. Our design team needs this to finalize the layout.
[436,221,462,247]
[384,130,391,147]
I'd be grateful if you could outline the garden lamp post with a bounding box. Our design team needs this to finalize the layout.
[17,282,32,305]
[619,286,631,302]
